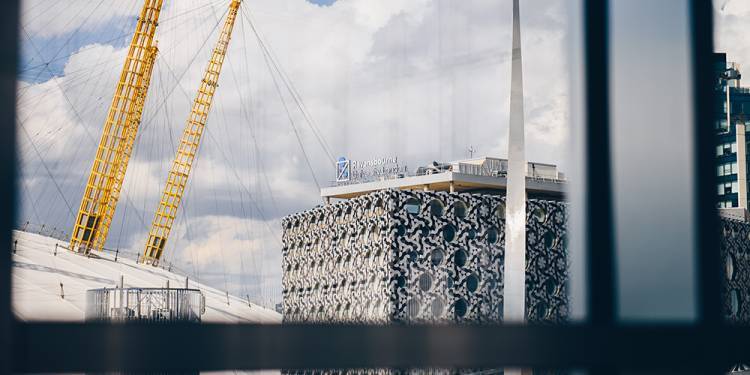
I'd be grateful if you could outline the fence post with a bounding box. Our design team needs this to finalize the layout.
[54,243,57,256]
[13,239,17,254]
[59,283,64,299]
[114,248,119,262]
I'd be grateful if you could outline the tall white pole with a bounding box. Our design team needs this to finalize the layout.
[504,2,528,373]
[504,0,527,324]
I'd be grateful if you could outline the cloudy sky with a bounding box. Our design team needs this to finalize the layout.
[15,0,748,307]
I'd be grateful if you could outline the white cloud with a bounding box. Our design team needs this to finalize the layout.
[21,0,141,38]
[716,0,750,73]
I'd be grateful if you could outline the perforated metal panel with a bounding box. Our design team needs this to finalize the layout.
[721,217,750,323]
[281,189,569,325]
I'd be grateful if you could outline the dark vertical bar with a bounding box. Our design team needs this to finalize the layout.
[584,0,615,327]
[0,1,19,375]
[689,0,721,327]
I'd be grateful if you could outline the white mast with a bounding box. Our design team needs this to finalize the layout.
[503,0,527,324]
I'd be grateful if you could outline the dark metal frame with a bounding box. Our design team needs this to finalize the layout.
[2,0,744,373]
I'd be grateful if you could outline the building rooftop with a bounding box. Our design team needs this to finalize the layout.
[322,156,566,201]
[719,207,750,223]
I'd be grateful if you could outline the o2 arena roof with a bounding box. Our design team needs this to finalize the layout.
[11,230,281,323]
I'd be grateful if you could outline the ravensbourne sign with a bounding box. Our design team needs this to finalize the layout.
[336,156,407,184]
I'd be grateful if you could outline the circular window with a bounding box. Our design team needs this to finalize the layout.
[495,203,506,220]
[396,275,406,288]
[533,206,548,223]
[454,201,468,218]
[431,297,445,317]
[727,254,735,281]
[545,279,557,295]
[535,301,549,320]
[429,199,445,217]
[419,273,433,292]
[420,225,430,237]
[396,224,406,237]
[466,273,479,293]
[454,249,468,267]
[454,298,468,317]
[731,289,740,316]
[442,224,456,242]
[431,248,445,266]
[408,298,421,319]
[404,198,421,215]
[487,227,499,244]
[544,232,555,248]
[467,228,477,240]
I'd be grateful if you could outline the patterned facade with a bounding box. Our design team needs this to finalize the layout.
[281,189,569,324]
[721,216,750,322]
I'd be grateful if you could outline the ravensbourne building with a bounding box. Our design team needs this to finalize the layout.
[281,157,568,324]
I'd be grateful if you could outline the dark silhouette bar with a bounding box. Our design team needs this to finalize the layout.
[2,0,740,374]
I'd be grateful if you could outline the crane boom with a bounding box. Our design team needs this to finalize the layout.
[142,0,241,264]
[92,45,159,251]
[70,0,163,254]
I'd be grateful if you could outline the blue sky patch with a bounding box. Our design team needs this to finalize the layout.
[307,0,337,6]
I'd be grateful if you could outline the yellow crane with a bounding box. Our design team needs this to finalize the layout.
[70,0,163,254]
[142,0,242,264]
[93,45,159,251]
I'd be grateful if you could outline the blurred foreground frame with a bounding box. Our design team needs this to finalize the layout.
[2,0,748,374]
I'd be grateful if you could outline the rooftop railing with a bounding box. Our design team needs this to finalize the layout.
[85,287,205,323]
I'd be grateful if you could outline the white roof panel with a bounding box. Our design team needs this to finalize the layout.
[11,230,281,324]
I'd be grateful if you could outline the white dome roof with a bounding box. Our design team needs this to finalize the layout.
[11,230,281,324]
